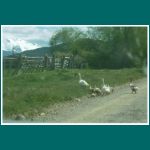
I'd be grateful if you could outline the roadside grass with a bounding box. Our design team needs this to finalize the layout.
[3,68,145,118]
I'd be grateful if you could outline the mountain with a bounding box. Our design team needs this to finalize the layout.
[3,50,13,57]
[21,47,51,57]
[21,44,68,57]
[2,47,51,57]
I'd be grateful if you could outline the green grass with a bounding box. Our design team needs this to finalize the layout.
[3,68,145,118]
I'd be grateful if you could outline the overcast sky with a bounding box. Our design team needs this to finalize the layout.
[1,25,88,51]
[1,25,62,51]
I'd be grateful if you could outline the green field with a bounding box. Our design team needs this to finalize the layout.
[3,68,145,118]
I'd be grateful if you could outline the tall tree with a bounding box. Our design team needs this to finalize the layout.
[50,27,85,46]
[49,26,147,69]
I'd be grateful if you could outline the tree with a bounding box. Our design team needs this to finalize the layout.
[49,26,147,69]
[50,27,85,46]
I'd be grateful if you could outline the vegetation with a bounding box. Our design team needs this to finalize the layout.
[50,27,147,69]
[3,68,145,118]
[5,27,147,69]
[3,26,147,120]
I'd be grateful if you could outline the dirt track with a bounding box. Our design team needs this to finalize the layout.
[4,78,148,124]
[32,78,148,123]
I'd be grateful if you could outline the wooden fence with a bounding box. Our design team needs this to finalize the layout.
[3,55,75,72]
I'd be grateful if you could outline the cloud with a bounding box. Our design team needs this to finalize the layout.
[4,38,40,51]
[2,26,58,50]
[1,25,88,51]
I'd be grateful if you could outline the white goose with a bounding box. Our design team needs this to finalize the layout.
[101,78,111,95]
[78,73,89,87]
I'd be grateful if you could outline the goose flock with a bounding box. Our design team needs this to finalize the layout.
[78,72,139,97]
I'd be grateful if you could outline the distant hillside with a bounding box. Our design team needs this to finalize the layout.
[2,45,65,58]
[3,50,13,57]
[22,44,71,56]
[21,47,51,57]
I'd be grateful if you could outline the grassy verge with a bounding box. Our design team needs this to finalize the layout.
[3,68,145,118]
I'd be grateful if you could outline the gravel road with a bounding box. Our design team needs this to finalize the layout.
[3,78,148,124]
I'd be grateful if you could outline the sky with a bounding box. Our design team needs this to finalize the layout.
[1,25,62,51]
[1,25,88,51]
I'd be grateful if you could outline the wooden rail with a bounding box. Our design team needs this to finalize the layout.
[3,55,73,72]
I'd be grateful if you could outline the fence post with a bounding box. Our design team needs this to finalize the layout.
[61,55,65,68]
[43,54,49,69]
[17,55,22,69]
[70,55,74,68]
[51,54,55,69]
